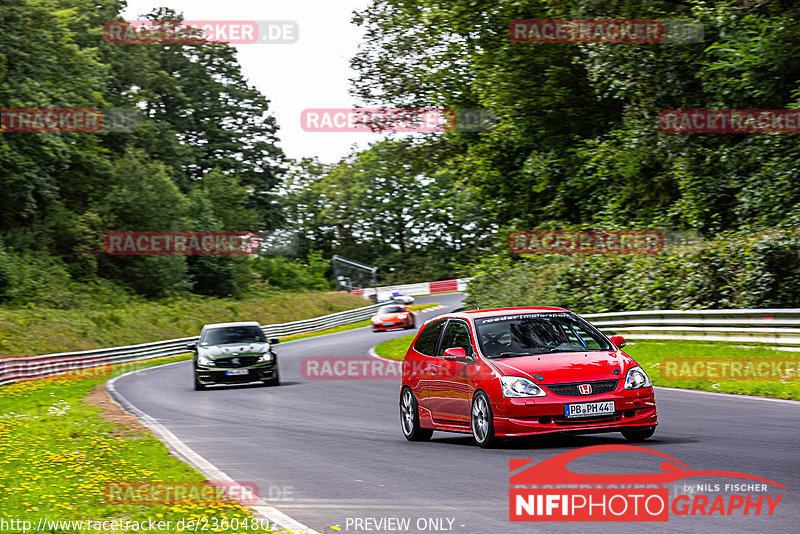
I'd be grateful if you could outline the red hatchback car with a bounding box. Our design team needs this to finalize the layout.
[399,307,657,448]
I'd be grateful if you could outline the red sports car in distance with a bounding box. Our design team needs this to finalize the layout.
[399,307,657,447]
[371,304,416,332]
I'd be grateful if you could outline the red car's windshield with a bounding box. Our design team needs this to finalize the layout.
[474,313,613,358]
[378,306,405,314]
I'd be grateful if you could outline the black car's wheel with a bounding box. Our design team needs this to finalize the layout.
[193,374,206,391]
[471,391,497,448]
[400,388,433,441]
[264,365,280,386]
[621,426,656,442]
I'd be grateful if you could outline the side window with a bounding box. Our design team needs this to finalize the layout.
[437,321,474,358]
[413,319,447,356]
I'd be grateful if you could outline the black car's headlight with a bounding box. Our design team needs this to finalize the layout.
[198,355,214,366]
[624,366,652,389]
[500,376,547,397]
[257,353,273,362]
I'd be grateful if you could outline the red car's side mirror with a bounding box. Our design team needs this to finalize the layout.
[609,335,627,348]
[442,347,469,362]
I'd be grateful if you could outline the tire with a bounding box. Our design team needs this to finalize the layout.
[621,426,656,442]
[404,316,415,329]
[400,388,433,441]
[193,374,206,391]
[471,391,498,448]
[264,365,280,386]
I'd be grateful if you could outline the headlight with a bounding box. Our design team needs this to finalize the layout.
[624,366,652,389]
[398,313,408,319]
[500,376,547,397]
[198,355,214,366]
[371,317,380,323]
[258,353,273,362]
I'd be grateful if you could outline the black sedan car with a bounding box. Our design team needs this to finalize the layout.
[188,321,280,390]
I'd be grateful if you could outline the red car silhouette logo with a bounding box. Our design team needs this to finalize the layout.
[510,444,785,487]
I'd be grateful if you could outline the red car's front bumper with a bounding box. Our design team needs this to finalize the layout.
[372,319,411,330]
[491,387,657,438]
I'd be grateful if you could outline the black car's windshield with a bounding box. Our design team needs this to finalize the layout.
[201,326,265,346]
[475,312,612,358]
[379,306,405,313]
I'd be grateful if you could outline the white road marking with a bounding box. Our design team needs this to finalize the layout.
[107,362,320,534]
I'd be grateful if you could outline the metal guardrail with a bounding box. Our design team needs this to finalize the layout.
[0,302,385,387]
[582,309,800,346]
[4,304,798,387]
[354,278,470,300]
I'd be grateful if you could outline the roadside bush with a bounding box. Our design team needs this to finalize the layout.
[466,229,800,313]
[253,252,330,291]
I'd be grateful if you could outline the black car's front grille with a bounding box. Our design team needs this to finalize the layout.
[546,379,618,396]
[214,356,260,368]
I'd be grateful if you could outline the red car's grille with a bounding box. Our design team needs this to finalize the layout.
[546,379,618,396]
[552,411,623,425]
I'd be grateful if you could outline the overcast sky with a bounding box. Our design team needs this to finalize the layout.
[123,0,382,163]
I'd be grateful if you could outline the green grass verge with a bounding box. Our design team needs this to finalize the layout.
[624,340,800,400]
[280,303,439,342]
[0,356,279,533]
[0,291,368,358]
[374,334,416,361]
[374,336,800,400]
[0,301,442,532]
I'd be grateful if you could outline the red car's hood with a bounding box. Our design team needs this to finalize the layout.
[489,351,635,383]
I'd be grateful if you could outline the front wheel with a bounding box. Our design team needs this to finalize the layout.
[621,426,656,442]
[264,366,280,386]
[193,374,206,391]
[471,391,497,448]
[400,389,433,441]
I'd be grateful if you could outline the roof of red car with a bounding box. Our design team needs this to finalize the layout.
[452,306,571,319]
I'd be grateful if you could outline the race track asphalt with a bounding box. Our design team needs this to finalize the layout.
[111,293,800,534]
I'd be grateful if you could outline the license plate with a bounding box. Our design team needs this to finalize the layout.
[383,323,394,327]
[564,401,615,418]
[225,369,248,376]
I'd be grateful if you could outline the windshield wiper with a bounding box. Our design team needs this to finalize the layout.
[495,350,548,358]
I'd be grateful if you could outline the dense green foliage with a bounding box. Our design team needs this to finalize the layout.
[4,0,800,309]
[467,229,800,312]
[348,0,800,234]
[0,0,302,302]
[283,0,800,302]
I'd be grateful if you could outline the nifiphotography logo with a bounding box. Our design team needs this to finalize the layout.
[509,445,784,522]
